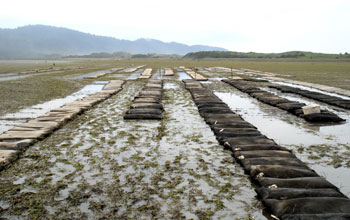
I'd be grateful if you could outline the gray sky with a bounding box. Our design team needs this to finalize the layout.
[1,0,349,53]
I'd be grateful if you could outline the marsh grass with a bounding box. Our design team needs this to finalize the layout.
[1,58,349,116]
[0,60,125,115]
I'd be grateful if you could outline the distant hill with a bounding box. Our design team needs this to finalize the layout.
[183,51,350,59]
[0,25,227,59]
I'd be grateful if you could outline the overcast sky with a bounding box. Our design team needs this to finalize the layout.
[1,0,349,53]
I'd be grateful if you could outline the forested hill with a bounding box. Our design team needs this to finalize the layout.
[183,51,350,59]
[0,25,227,59]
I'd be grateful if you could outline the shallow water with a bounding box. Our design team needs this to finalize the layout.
[261,86,350,144]
[0,72,18,77]
[109,71,142,80]
[122,65,145,73]
[0,67,68,81]
[94,81,109,84]
[110,68,146,80]
[74,68,121,79]
[0,83,105,134]
[151,69,174,80]
[0,119,27,134]
[0,74,38,81]
[177,72,191,80]
[126,69,144,80]
[271,80,350,100]
[208,81,350,196]
[151,69,162,79]
[163,83,179,89]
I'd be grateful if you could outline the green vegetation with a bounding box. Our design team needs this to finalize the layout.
[131,53,181,60]
[0,59,125,115]
[64,52,132,59]
[65,52,182,59]
[183,50,350,59]
[1,58,350,117]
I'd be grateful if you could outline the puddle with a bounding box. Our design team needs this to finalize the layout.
[151,69,162,79]
[127,69,143,79]
[73,68,120,79]
[0,82,105,134]
[177,72,192,80]
[13,176,26,185]
[20,187,38,194]
[122,65,145,73]
[0,68,66,82]
[49,162,76,184]
[78,202,93,215]
[0,72,18,77]
[110,73,127,79]
[94,81,109,84]
[0,74,39,81]
[164,83,179,89]
[0,201,10,209]
[151,69,174,80]
[110,70,144,80]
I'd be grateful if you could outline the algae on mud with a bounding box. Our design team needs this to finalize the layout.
[0,80,263,219]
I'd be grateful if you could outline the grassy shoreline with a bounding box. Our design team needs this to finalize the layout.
[1,58,349,116]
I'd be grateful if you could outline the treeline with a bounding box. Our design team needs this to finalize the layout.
[183,51,350,59]
[64,52,132,59]
[64,52,181,59]
[131,53,181,59]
